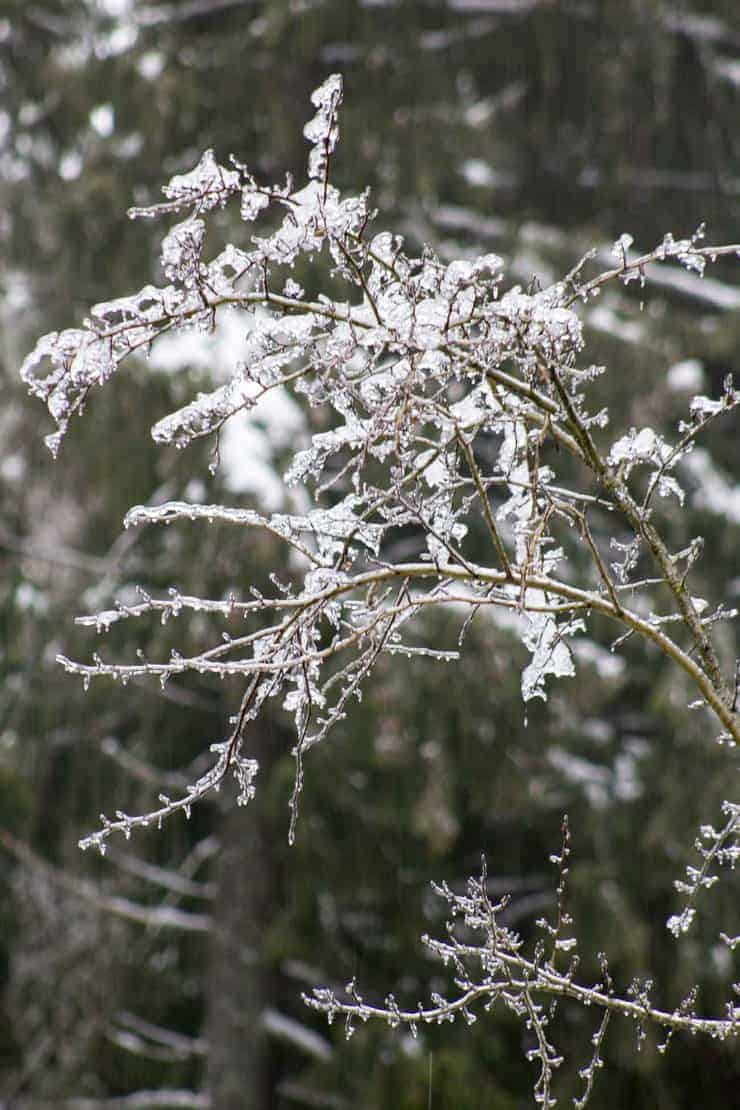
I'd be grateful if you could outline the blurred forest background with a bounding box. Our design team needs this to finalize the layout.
[0,1,739,1106]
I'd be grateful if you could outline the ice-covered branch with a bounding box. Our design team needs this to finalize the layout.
[305,851,739,1107]
[20,72,740,1098]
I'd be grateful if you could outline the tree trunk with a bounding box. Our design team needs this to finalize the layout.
[205,728,278,1110]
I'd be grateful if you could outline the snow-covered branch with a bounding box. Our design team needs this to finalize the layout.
[20,72,740,1104]
[305,847,739,1108]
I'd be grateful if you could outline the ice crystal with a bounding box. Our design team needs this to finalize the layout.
[22,88,740,1079]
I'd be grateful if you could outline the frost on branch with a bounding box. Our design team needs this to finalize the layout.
[305,835,739,1108]
[129,147,241,219]
[23,72,740,838]
[21,73,740,1080]
[667,801,740,940]
[303,72,343,183]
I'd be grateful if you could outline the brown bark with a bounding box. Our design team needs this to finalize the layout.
[205,727,279,1110]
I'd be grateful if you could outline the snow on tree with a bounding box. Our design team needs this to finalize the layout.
[21,75,740,1105]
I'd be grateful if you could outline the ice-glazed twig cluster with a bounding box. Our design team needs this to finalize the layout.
[305,837,739,1109]
[21,75,739,1103]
